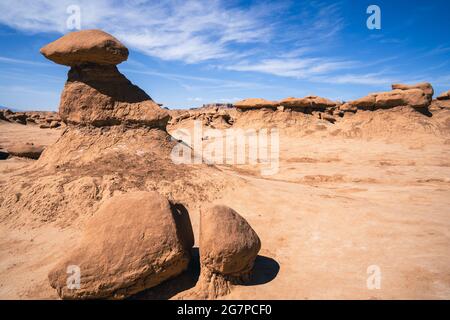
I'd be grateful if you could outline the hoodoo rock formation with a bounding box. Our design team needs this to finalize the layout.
[40,30,169,127]
[0,29,229,284]
[392,82,434,100]
[339,82,434,113]
[48,191,193,299]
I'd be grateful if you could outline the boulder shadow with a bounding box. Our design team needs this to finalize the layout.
[130,202,279,300]
[129,252,280,299]
[0,151,9,160]
[246,255,280,286]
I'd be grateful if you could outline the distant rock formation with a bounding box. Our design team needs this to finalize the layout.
[0,109,62,127]
[279,96,337,112]
[392,82,434,100]
[234,98,279,110]
[437,90,450,100]
[340,82,433,113]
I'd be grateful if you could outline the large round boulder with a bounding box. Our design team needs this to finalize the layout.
[40,29,128,66]
[48,191,193,299]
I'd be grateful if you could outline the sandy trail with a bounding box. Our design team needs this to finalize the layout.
[0,121,449,299]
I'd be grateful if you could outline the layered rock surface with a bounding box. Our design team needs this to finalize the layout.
[59,64,169,127]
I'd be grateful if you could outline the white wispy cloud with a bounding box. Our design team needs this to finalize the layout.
[0,55,50,66]
[0,0,277,63]
[0,0,447,93]
[226,57,355,78]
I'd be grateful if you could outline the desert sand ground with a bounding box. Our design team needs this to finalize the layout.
[1,114,449,299]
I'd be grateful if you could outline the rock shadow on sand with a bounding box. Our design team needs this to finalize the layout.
[130,249,279,300]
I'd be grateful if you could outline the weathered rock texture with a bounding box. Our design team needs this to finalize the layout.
[59,64,169,127]
[342,84,433,112]
[392,82,434,99]
[40,29,128,66]
[48,191,193,299]
[279,96,337,111]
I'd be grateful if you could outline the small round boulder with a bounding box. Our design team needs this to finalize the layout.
[200,205,261,277]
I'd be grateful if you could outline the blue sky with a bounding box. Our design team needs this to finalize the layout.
[0,0,449,110]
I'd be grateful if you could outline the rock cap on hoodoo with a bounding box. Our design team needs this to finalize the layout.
[234,98,279,109]
[392,82,434,99]
[279,96,336,109]
[40,29,128,66]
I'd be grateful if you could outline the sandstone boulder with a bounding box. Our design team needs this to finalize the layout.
[398,88,430,108]
[234,98,279,109]
[193,205,260,298]
[48,191,193,299]
[437,90,450,100]
[200,205,261,276]
[392,82,434,99]
[40,29,128,66]
[7,143,44,159]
